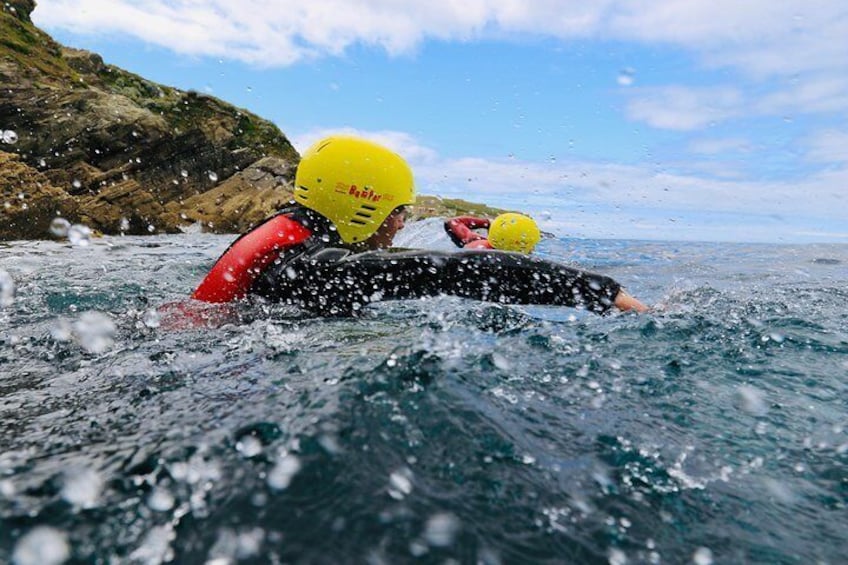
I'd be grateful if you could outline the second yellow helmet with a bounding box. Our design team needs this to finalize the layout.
[488,213,541,253]
[294,136,416,243]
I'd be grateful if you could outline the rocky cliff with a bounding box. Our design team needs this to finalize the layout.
[0,0,304,240]
[0,1,504,241]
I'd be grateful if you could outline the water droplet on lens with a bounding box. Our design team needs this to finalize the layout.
[235,436,263,458]
[49,217,71,237]
[492,352,511,370]
[60,467,103,508]
[738,385,768,416]
[423,512,460,547]
[12,526,70,565]
[143,309,161,328]
[693,547,713,565]
[2,130,18,144]
[180,169,189,178]
[388,468,413,500]
[208,171,219,182]
[0,479,14,497]
[0,270,15,307]
[68,224,92,246]
[73,311,116,354]
[609,548,628,565]
[72,179,82,189]
[617,68,635,86]
[267,455,301,490]
[147,487,175,511]
[50,319,73,341]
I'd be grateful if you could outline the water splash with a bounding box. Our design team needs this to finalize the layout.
[387,467,414,500]
[12,527,70,565]
[267,454,301,490]
[0,269,14,307]
[423,513,460,548]
[67,224,92,246]
[147,487,175,512]
[72,311,116,354]
[60,467,104,509]
[129,524,175,564]
[693,547,713,565]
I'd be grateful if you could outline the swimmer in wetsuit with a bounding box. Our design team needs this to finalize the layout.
[445,213,541,253]
[191,135,648,315]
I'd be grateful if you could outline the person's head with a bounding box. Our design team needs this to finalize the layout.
[293,136,415,247]
[367,205,407,249]
[488,213,541,253]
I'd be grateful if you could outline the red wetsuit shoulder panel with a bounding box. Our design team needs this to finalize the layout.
[191,215,312,303]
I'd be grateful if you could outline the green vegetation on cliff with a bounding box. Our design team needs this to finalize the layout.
[0,2,78,80]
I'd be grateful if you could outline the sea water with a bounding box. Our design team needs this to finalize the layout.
[0,221,846,564]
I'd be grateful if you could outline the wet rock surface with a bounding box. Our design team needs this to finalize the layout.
[0,1,299,239]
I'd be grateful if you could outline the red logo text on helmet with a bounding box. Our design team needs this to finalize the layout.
[335,182,394,203]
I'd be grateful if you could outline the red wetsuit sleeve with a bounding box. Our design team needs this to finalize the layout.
[465,239,493,249]
[191,215,312,303]
[444,216,491,247]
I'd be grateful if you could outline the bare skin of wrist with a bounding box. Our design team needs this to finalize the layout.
[614,290,649,313]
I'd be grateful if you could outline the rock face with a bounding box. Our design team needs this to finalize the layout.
[0,0,300,240]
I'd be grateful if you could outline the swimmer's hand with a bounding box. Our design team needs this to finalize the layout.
[614,290,649,313]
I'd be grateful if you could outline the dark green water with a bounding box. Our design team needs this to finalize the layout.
[1,228,846,564]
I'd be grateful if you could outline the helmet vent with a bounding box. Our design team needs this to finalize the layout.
[360,204,378,211]
[350,219,367,225]
[354,211,372,218]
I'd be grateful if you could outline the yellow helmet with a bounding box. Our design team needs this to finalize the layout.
[293,136,415,243]
[488,213,541,253]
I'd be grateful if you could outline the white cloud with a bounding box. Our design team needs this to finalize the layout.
[803,130,848,164]
[623,74,848,132]
[33,1,848,73]
[755,75,848,116]
[688,137,753,155]
[624,86,744,131]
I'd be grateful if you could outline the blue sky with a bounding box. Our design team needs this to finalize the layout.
[29,0,848,243]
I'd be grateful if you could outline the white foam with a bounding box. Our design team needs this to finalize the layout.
[13,527,70,565]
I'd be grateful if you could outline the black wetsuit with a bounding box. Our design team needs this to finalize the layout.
[247,207,622,316]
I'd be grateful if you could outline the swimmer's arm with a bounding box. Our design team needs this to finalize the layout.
[340,250,626,314]
[613,290,649,313]
[444,216,489,247]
